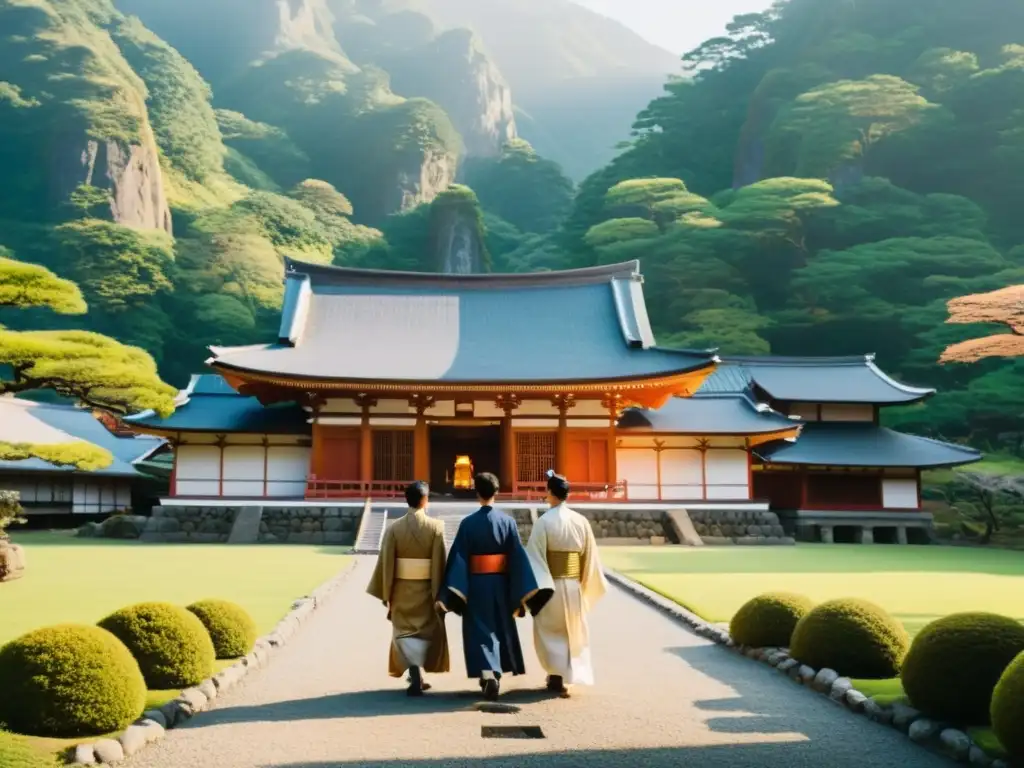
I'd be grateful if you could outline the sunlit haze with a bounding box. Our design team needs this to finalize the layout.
[573,0,775,54]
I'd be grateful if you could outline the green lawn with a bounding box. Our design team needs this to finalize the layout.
[601,544,1024,637]
[0,532,351,648]
[0,532,350,756]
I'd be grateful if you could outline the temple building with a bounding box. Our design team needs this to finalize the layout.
[0,397,166,517]
[127,259,980,531]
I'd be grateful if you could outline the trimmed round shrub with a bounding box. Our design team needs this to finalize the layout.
[902,612,1024,724]
[0,624,145,738]
[790,598,909,678]
[187,599,258,659]
[729,592,814,648]
[992,649,1024,761]
[98,602,215,689]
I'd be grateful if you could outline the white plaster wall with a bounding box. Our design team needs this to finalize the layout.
[175,444,220,496]
[72,479,131,514]
[660,449,704,498]
[820,404,874,422]
[370,399,413,415]
[267,447,311,497]
[705,449,750,500]
[616,448,659,499]
[882,478,918,509]
[222,445,265,497]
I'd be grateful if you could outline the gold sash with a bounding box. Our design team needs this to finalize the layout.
[395,558,432,580]
[547,550,581,580]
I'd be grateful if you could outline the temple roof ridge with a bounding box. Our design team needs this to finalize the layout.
[282,258,643,290]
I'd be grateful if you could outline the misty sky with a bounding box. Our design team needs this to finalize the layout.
[574,0,774,54]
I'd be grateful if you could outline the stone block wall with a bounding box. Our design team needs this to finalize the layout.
[581,509,671,541]
[140,507,239,543]
[257,507,360,545]
[689,509,794,545]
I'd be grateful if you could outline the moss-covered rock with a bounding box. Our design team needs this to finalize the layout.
[790,598,909,678]
[729,592,814,648]
[187,599,258,659]
[0,625,146,738]
[901,612,1024,723]
[98,602,215,689]
[991,649,1024,760]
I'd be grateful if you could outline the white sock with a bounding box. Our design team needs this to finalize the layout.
[481,670,495,680]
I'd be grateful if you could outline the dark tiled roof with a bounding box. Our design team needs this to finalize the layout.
[754,422,981,469]
[696,355,933,405]
[209,260,716,384]
[125,375,310,435]
[619,393,799,435]
[0,398,164,477]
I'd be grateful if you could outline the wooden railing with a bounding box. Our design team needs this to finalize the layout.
[305,477,411,499]
[511,481,629,502]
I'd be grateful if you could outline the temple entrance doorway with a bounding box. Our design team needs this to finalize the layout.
[429,425,501,498]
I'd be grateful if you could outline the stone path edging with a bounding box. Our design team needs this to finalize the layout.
[604,568,1010,768]
[71,560,358,766]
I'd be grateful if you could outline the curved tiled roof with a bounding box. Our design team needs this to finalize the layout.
[209,260,716,384]
[696,355,933,405]
[126,375,310,435]
[0,397,164,476]
[619,393,799,435]
[754,422,981,469]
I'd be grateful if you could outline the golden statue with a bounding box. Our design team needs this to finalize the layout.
[452,455,474,490]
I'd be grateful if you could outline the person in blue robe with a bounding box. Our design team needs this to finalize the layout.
[436,472,553,700]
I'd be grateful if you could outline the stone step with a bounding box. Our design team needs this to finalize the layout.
[227,506,264,545]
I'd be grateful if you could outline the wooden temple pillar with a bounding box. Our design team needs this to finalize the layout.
[497,395,519,492]
[355,394,375,486]
[603,394,623,485]
[552,395,575,474]
[410,395,434,483]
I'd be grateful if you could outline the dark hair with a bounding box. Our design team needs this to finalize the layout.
[474,472,499,501]
[405,481,429,508]
[547,473,570,501]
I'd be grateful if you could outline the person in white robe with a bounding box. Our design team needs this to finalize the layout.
[525,472,608,697]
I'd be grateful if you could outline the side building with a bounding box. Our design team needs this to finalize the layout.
[0,397,166,518]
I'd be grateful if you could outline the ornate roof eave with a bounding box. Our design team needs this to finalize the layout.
[210,360,718,410]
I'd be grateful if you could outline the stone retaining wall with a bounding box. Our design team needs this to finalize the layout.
[99,506,363,545]
[257,507,360,545]
[688,509,794,545]
[581,509,672,541]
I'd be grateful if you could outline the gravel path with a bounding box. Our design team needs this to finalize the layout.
[128,557,948,768]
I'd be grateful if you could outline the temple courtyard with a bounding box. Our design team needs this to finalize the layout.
[122,556,950,768]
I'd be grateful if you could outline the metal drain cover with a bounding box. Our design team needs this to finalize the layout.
[481,725,545,739]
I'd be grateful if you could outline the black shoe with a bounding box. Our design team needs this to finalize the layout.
[546,675,563,692]
[407,666,425,696]
[483,677,500,701]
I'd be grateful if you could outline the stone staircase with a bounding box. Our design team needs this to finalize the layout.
[227,506,263,544]
[353,506,389,554]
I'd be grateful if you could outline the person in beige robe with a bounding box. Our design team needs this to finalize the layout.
[525,472,607,697]
[367,481,449,695]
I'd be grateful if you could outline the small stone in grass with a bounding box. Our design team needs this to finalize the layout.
[845,689,868,712]
[892,702,922,730]
[143,709,167,729]
[93,739,125,764]
[198,679,217,700]
[864,698,894,724]
[777,658,799,673]
[969,745,993,767]
[829,677,852,701]
[798,665,816,684]
[940,729,972,760]
[73,744,96,765]
[812,668,839,693]
[118,725,149,756]
[908,718,941,743]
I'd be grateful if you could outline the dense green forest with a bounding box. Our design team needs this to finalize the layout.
[1,0,1022,451]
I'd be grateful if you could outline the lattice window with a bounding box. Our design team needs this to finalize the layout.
[373,429,414,482]
[515,431,556,484]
